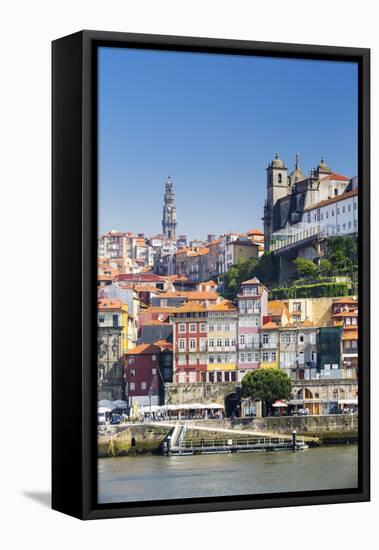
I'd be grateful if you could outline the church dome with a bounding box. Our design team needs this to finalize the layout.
[317,156,331,173]
[271,152,285,168]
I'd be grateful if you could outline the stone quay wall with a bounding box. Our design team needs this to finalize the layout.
[184,415,358,439]
[98,424,171,457]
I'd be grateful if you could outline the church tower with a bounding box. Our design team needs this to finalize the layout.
[263,153,290,251]
[162,176,177,240]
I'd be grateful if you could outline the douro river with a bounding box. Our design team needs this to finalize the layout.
[98,445,358,503]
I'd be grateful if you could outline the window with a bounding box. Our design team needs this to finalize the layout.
[334,189,338,196]
[231,372,237,382]
[231,338,236,348]
[217,339,222,348]
[208,339,215,349]
[272,351,277,361]
[332,210,334,216]
[178,323,186,333]
[298,351,304,364]
[293,302,301,312]
[310,332,316,345]
[247,353,252,362]
[189,371,196,383]
[298,333,304,344]
[189,339,196,351]
[262,333,269,344]
[225,324,230,331]
[225,339,230,348]
[99,314,105,323]
[129,382,135,391]
[262,351,269,362]
[209,324,214,332]
[130,369,136,376]
[141,381,147,390]
[152,368,157,375]
[291,333,296,343]
[240,334,245,345]
[326,211,329,219]
[189,354,197,365]
[278,173,282,183]
[178,339,186,351]
[178,372,185,383]
[254,352,260,362]
[311,350,317,363]
[160,299,167,307]
[342,206,345,213]
[354,202,357,210]
[209,355,215,363]
[224,372,230,382]
[352,317,357,325]
[240,353,245,362]
[348,204,351,212]
[189,323,196,333]
[178,355,186,365]
[152,355,156,361]
[200,323,207,332]
[112,314,118,327]
[217,324,222,331]
[337,208,340,215]
[199,338,207,351]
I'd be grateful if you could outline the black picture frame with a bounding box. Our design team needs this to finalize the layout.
[52,30,370,520]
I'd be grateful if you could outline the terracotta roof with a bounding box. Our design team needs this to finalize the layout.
[333,297,358,304]
[208,300,237,312]
[115,273,164,282]
[241,277,260,285]
[156,291,219,301]
[321,172,350,182]
[268,300,289,317]
[174,302,207,313]
[134,285,161,292]
[261,322,279,330]
[303,189,358,212]
[98,298,124,310]
[126,343,161,355]
[153,339,173,351]
[142,306,178,314]
[246,229,264,236]
[332,311,358,317]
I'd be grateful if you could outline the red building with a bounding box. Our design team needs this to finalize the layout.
[172,302,208,383]
[124,341,173,407]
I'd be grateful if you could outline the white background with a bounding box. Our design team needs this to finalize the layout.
[1,1,377,548]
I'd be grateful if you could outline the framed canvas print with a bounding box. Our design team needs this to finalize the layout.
[52,30,370,519]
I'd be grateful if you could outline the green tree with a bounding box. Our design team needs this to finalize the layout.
[326,236,357,273]
[222,258,258,300]
[241,368,292,416]
[319,258,333,276]
[292,257,318,279]
[222,252,279,301]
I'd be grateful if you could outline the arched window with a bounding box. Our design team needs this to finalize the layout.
[304,388,313,399]
[278,173,282,184]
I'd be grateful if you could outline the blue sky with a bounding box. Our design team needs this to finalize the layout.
[99,47,358,239]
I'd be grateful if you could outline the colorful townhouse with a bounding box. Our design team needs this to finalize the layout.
[332,297,358,379]
[278,321,318,381]
[97,298,129,400]
[206,300,238,383]
[124,340,173,407]
[260,322,280,369]
[236,278,269,380]
[172,302,208,383]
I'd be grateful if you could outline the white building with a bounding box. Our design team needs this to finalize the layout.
[303,188,358,238]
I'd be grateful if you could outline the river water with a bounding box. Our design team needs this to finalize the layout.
[98,445,358,503]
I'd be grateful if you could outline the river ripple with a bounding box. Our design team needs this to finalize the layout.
[98,445,358,503]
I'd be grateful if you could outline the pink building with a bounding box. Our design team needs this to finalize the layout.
[236,277,268,380]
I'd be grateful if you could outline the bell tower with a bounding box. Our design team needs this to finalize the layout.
[162,176,177,240]
[263,153,290,251]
